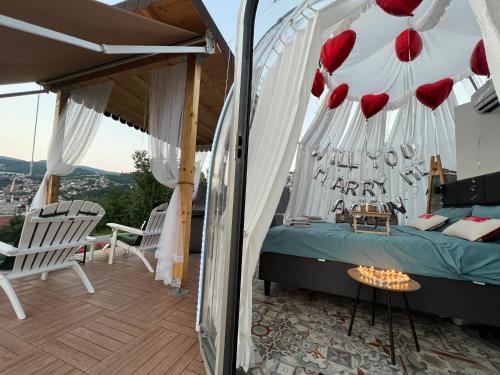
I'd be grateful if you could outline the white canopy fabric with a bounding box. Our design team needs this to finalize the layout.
[469,0,500,94]
[31,81,113,210]
[200,0,500,371]
[148,63,210,286]
[148,63,187,287]
[237,18,322,368]
[324,0,481,108]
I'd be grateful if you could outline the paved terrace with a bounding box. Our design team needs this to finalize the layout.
[0,250,205,375]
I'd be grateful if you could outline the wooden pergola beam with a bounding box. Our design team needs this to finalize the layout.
[174,54,202,288]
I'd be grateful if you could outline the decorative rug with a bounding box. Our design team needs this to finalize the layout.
[249,280,500,375]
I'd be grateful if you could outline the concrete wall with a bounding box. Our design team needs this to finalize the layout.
[455,102,500,180]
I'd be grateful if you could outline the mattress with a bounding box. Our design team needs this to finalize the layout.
[262,223,500,286]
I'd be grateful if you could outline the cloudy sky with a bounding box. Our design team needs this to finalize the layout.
[0,0,297,172]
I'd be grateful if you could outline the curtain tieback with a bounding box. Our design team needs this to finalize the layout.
[177,180,195,186]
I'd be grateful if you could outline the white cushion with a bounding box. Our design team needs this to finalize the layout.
[408,214,448,231]
[443,216,500,241]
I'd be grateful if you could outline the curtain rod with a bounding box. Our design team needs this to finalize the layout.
[0,89,49,99]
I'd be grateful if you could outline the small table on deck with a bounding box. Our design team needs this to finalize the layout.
[85,235,112,263]
[346,267,421,365]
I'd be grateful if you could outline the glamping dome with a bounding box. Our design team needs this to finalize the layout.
[248,0,487,224]
[199,0,497,371]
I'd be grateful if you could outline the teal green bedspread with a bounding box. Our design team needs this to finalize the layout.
[262,223,500,286]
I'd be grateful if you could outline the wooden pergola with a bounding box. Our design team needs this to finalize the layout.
[0,0,233,288]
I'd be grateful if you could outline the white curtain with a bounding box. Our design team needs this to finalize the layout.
[285,99,354,222]
[469,0,500,95]
[237,18,322,370]
[31,81,113,210]
[386,94,458,221]
[148,63,187,287]
[194,150,210,199]
[286,92,458,223]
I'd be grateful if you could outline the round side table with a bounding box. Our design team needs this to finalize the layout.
[346,267,421,366]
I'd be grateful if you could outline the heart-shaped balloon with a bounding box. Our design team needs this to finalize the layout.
[470,39,490,77]
[395,28,423,62]
[416,78,454,110]
[311,68,325,98]
[376,0,423,17]
[320,30,356,74]
[361,93,390,119]
[327,83,349,110]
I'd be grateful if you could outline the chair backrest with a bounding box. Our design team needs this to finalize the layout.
[13,200,105,275]
[138,203,167,251]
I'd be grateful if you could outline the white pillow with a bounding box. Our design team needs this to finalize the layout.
[408,214,448,231]
[442,216,500,241]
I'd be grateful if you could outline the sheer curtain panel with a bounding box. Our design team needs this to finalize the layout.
[237,18,322,370]
[31,81,113,210]
[148,63,188,287]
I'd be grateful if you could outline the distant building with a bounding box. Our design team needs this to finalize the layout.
[0,201,19,216]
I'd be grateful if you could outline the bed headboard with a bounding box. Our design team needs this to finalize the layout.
[440,171,500,207]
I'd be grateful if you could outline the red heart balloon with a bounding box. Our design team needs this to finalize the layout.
[470,39,490,76]
[416,78,454,110]
[320,30,356,74]
[361,93,390,119]
[376,0,423,16]
[327,84,349,110]
[395,28,423,62]
[311,68,325,98]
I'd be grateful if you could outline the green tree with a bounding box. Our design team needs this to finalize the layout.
[0,216,25,246]
[128,151,173,227]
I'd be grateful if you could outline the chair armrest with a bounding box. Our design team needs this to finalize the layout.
[106,223,144,236]
[0,241,15,255]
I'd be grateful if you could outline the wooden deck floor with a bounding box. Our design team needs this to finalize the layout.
[0,250,206,375]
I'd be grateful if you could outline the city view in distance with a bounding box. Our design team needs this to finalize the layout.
[0,156,133,216]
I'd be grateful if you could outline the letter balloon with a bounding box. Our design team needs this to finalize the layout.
[331,177,345,192]
[384,149,399,168]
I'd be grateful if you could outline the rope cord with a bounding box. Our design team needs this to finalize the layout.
[29,92,41,176]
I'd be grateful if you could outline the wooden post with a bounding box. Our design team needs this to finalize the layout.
[173,55,202,288]
[426,155,445,214]
[46,91,69,204]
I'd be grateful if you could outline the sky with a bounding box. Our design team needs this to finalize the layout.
[0,0,298,173]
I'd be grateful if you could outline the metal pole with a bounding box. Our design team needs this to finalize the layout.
[0,15,213,56]
[40,36,206,88]
[223,0,259,373]
[0,89,48,99]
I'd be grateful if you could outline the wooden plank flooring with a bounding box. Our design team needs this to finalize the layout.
[0,250,206,375]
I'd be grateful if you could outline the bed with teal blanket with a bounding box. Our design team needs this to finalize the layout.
[262,223,500,286]
[260,222,500,326]
[261,173,500,326]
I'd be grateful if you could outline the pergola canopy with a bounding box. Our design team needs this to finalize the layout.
[0,0,233,144]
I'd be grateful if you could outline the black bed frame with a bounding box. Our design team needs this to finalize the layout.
[259,171,500,327]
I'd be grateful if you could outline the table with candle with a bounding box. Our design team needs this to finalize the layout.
[346,266,421,366]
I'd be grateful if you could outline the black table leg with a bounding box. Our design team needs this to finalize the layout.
[80,245,87,265]
[348,283,362,336]
[371,287,376,326]
[386,291,396,365]
[403,293,420,352]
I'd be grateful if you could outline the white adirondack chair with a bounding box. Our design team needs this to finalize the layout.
[107,203,167,272]
[0,200,105,319]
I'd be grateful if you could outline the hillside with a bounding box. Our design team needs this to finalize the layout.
[0,156,119,177]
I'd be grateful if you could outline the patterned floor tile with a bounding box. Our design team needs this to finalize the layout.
[252,280,500,375]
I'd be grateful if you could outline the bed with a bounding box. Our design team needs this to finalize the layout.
[259,171,500,326]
